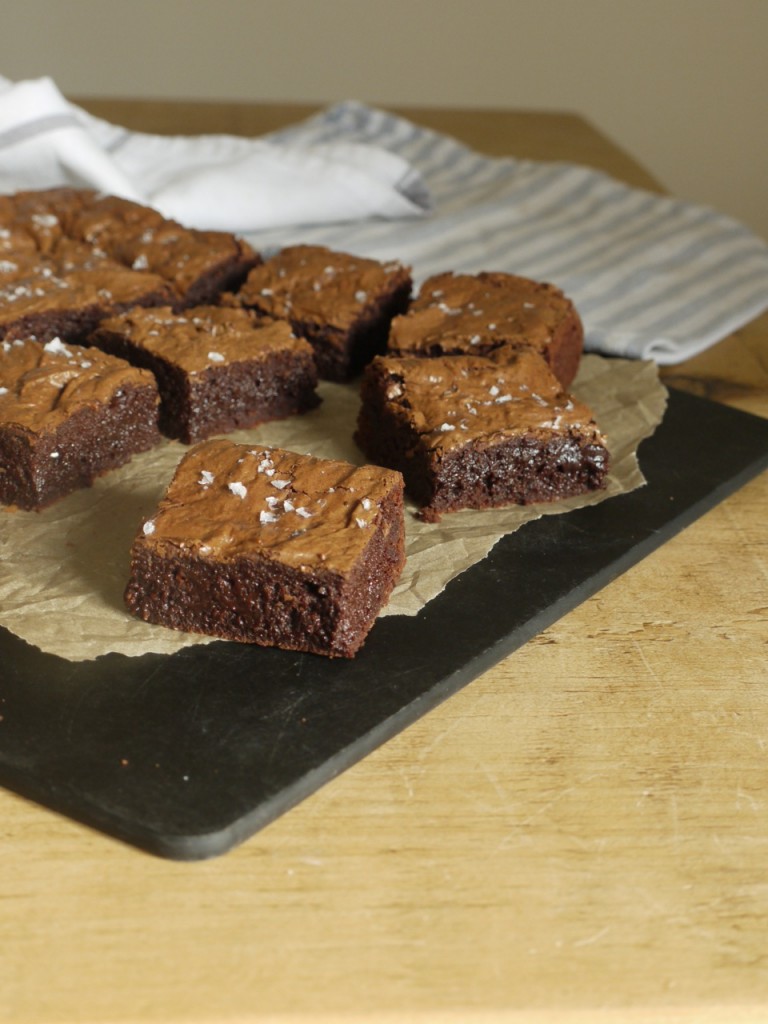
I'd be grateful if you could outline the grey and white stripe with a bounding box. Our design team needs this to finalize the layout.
[249,101,768,365]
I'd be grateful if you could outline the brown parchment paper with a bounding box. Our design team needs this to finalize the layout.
[0,355,666,661]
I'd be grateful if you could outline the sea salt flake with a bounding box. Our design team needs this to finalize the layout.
[198,470,214,487]
[228,481,248,498]
[0,260,17,273]
[488,384,500,397]
[295,507,313,518]
[495,394,513,404]
[143,520,156,536]
[259,510,279,524]
[49,451,60,458]
[355,290,367,303]
[438,422,455,432]
[355,517,368,528]
[0,386,8,395]
[132,254,149,270]
[44,337,71,357]
[361,497,372,511]
[270,478,291,489]
[207,351,225,363]
[283,499,295,512]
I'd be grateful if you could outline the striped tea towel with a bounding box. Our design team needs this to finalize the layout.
[250,101,768,366]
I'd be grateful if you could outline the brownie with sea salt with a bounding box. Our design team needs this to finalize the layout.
[0,335,161,511]
[236,244,412,381]
[387,270,584,388]
[0,188,260,339]
[0,240,173,344]
[355,347,609,522]
[124,438,406,658]
[62,191,260,308]
[89,304,320,444]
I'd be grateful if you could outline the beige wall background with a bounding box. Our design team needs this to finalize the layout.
[2,0,766,240]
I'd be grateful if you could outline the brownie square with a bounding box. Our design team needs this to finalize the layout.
[0,241,173,344]
[65,192,260,308]
[355,348,609,522]
[387,270,584,388]
[0,335,161,510]
[0,188,260,327]
[236,244,412,381]
[124,439,406,657]
[89,305,320,444]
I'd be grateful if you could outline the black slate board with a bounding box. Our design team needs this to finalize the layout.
[1,387,766,860]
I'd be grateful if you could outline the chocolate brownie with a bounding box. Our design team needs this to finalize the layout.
[0,241,173,344]
[66,193,260,307]
[0,189,259,340]
[89,304,320,444]
[355,348,609,522]
[0,335,161,511]
[236,244,412,381]
[387,271,584,388]
[124,439,406,657]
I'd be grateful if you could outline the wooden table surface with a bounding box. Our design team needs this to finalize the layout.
[2,101,767,1024]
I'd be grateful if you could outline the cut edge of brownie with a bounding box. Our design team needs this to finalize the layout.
[289,275,413,381]
[171,238,261,310]
[88,321,320,445]
[354,355,610,522]
[124,456,406,657]
[0,379,161,511]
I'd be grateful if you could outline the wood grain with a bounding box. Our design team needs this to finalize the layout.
[1,101,766,1024]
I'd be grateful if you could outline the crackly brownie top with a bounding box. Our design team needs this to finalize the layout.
[70,196,257,296]
[0,244,171,328]
[388,270,580,355]
[237,244,411,330]
[0,335,158,432]
[136,438,403,574]
[368,349,605,453]
[0,187,257,304]
[95,305,314,374]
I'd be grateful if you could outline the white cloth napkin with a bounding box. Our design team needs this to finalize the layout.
[0,76,430,231]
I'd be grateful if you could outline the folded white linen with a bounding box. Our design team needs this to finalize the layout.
[0,76,431,231]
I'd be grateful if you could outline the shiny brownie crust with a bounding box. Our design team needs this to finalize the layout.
[355,350,609,522]
[125,440,406,657]
[0,338,161,510]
